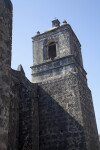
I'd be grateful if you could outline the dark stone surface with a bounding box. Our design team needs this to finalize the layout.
[4,0,12,11]
[38,74,87,150]
[37,70,99,150]
[77,72,99,150]
[0,0,12,149]
[8,69,39,150]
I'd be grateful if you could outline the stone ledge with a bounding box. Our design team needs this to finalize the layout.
[31,55,87,77]
[31,55,73,68]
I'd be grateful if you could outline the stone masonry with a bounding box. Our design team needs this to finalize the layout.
[7,67,39,150]
[0,0,99,150]
[31,19,99,150]
[0,0,12,149]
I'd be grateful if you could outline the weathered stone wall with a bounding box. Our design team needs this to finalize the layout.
[77,71,99,150]
[70,27,83,67]
[7,69,39,150]
[0,0,12,149]
[31,54,86,83]
[38,69,99,150]
[38,73,87,150]
[32,55,76,83]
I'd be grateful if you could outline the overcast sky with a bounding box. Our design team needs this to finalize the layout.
[11,0,100,134]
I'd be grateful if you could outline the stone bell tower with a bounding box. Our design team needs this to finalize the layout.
[31,19,99,150]
[31,19,83,83]
[0,0,12,149]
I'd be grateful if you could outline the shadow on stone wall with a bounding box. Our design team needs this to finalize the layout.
[8,69,39,150]
[38,85,87,150]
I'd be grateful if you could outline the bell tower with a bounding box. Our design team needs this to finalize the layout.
[31,19,83,83]
[31,20,99,150]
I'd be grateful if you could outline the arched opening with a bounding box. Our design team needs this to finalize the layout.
[48,42,56,60]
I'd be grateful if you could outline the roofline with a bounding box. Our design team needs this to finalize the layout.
[32,24,81,47]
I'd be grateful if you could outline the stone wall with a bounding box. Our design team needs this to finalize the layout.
[38,73,87,150]
[31,55,86,83]
[77,71,99,150]
[32,55,76,83]
[0,0,12,149]
[38,69,99,150]
[7,68,39,150]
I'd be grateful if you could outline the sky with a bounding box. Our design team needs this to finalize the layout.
[11,0,100,134]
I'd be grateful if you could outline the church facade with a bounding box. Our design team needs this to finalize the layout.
[0,0,99,150]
